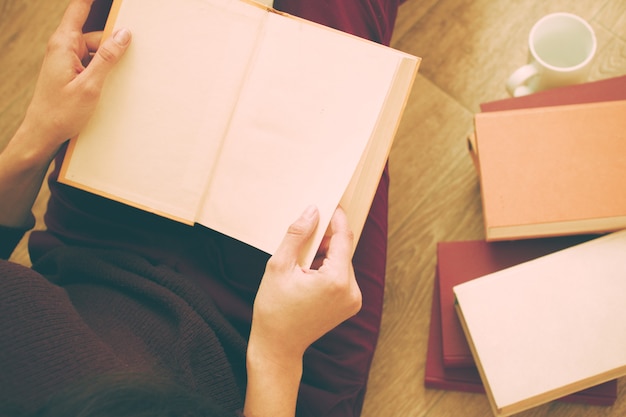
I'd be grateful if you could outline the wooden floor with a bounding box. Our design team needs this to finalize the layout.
[365,1,626,417]
[1,0,626,416]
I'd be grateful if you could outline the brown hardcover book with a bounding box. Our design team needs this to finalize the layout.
[473,99,626,241]
[469,75,626,173]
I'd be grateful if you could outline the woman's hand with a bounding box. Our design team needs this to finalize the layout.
[251,205,361,360]
[20,0,131,160]
[0,0,131,228]
[244,206,362,417]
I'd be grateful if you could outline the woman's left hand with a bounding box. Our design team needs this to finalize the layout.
[21,0,132,160]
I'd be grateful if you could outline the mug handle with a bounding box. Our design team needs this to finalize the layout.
[506,63,539,97]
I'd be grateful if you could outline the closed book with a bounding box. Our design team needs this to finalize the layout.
[453,230,626,416]
[438,236,595,368]
[480,75,626,112]
[425,267,617,406]
[468,75,626,174]
[473,99,626,241]
[426,276,496,394]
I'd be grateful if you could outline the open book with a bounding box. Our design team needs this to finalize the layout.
[59,0,420,266]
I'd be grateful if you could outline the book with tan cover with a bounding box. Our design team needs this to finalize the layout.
[58,0,420,266]
[437,236,596,368]
[473,99,626,241]
[425,262,617,406]
[453,230,626,417]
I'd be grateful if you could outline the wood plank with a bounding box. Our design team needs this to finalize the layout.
[0,0,67,151]
[391,0,439,44]
[364,0,626,416]
[596,1,626,40]
[590,25,626,79]
[391,0,616,111]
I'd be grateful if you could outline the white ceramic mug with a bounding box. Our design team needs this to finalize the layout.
[506,12,597,97]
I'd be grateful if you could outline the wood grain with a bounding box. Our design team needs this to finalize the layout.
[1,0,625,416]
[364,1,626,416]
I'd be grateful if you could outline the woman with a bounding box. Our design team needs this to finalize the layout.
[0,0,399,416]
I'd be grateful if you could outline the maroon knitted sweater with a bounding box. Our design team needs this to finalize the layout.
[0,226,246,413]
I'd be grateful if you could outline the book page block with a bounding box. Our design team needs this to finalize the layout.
[61,0,265,222]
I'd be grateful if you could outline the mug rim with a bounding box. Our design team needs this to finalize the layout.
[528,12,597,72]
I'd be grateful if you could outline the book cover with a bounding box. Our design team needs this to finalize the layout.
[59,0,420,266]
[469,75,626,184]
[426,276,493,393]
[425,270,617,406]
[480,75,626,112]
[453,230,626,416]
[437,236,596,368]
[469,75,626,174]
[473,99,626,241]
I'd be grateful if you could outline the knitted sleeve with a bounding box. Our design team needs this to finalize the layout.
[0,259,129,412]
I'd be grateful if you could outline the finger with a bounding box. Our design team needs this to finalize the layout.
[324,207,354,265]
[310,231,331,270]
[317,233,332,257]
[271,205,319,269]
[81,28,131,86]
[84,31,104,52]
[58,0,94,32]
[81,32,104,67]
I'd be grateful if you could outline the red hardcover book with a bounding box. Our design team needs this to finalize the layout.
[426,237,618,405]
[480,75,626,112]
[425,276,484,393]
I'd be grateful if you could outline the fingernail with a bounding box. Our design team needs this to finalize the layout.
[113,28,131,46]
[302,205,318,219]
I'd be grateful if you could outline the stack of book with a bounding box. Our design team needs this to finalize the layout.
[471,77,626,242]
[426,75,626,416]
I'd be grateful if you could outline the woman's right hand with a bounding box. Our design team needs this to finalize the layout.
[244,206,361,417]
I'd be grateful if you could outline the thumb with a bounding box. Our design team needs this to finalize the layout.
[83,28,132,84]
[270,206,319,270]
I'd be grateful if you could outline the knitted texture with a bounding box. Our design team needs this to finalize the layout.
[0,247,247,413]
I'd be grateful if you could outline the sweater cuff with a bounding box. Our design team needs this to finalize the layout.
[0,214,35,260]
